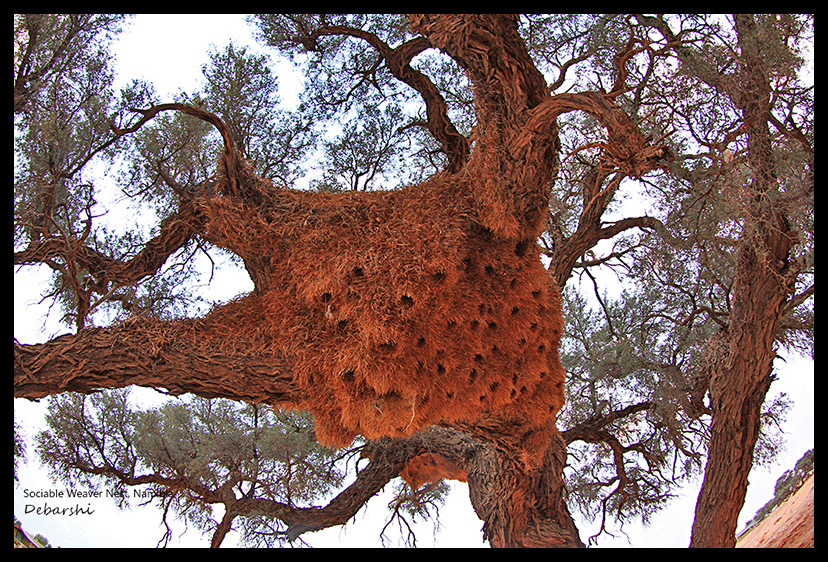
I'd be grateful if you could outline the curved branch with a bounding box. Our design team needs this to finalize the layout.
[111,103,236,155]
[602,215,691,248]
[551,197,687,289]
[783,284,814,315]
[547,47,597,93]
[305,23,470,172]
[233,431,450,541]
[532,90,673,273]
[526,91,673,177]
[409,14,549,118]
[15,103,247,302]
[110,103,257,199]
[15,196,207,292]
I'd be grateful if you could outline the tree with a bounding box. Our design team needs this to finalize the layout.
[743,448,814,533]
[35,388,347,547]
[14,420,26,483]
[626,14,813,547]
[15,14,813,547]
[32,534,52,548]
[14,14,126,114]
[310,103,409,192]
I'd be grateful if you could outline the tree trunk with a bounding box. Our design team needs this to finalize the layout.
[689,14,797,548]
[410,14,558,242]
[690,243,791,547]
[466,431,584,547]
[14,16,676,548]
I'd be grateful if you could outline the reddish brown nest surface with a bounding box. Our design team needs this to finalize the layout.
[200,166,565,463]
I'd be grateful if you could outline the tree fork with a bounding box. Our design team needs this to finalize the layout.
[13,16,672,548]
[231,428,473,541]
[410,14,558,241]
[294,22,470,172]
[689,14,798,548]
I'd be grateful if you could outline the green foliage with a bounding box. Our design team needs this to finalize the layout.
[560,261,792,531]
[523,15,634,92]
[36,390,138,496]
[743,448,814,532]
[15,13,814,546]
[14,24,121,247]
[382,479,451,547]
[32,533,52,548]
[252,14,469,187]
[310,103,407,191]
[252,14,412,111]
[795,449,815,474]
[35,388,346,546]
[13,420,26,482]
[14,15,128,113]
[201,42,314,184]
[560,283,708,527]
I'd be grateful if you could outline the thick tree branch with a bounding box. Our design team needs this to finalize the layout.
[13,312,301,406]
[526,91,673,178]
[690,14,799,549]
[231,429,471,541]
[15,103,250,329]
[465,431,584,547]
[410,14,549,119]
[409,14,562,240]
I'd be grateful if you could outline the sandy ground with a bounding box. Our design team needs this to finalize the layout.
[736,474,813,548]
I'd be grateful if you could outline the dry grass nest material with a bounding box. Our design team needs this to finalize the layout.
[183,164,566,466]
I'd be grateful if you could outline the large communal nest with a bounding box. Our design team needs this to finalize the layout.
[181,154,565,466]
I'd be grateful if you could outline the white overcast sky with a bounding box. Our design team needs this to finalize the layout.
[14,14,814,548]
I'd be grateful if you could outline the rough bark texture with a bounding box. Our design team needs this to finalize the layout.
[689,14,798,548]
[13,303,301,406]
[410,14,558,242]
[14,15,677,547]
[466,431,584,547]
[232,427,478,542]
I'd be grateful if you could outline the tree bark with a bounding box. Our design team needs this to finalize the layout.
[14,196,207,291]
[231,428,469,541]
[465,431,584,547]
[689,14,797,548]
[14,297,302,406]
[690,233,793,547]
[210,507,238,548]
[410,14,557,241]
[14,15,677,548]
[292,23,470,172]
